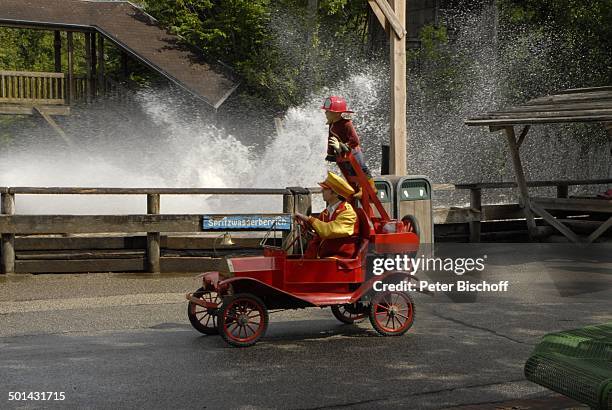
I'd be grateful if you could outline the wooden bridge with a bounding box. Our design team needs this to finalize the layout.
[0,0,238,109]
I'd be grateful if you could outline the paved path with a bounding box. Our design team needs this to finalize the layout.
[0,244,610,409]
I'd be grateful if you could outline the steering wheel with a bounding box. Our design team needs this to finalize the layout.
[291,217,316,256]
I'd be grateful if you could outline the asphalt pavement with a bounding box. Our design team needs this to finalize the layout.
[0,243,611,409]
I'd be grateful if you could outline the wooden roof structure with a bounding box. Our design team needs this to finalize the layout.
[465,86,612,243]
[0,0,238,109]
[465,86,612,127]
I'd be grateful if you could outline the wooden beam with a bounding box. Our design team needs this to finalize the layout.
[468,188,482,242]
[0,214,287,234]
[516,125,530,148]
[16,258,145,274]
[7,187,289,195]
[97,34,105,94]
[91,32,97,97]
[556,185,569,198]
[33,106,75,147]
[531,197,612,213]
[66,31,74,104]
[389,0,407,175]
[504,126,538,240]
[433,207,480,224]
[85,32,93,103]
[53,31,62,73]
[531,202,580,243]
[586,216,612,243]
[368,0,387,28]
[373,0,406,39]
[0,104,70,116]
[146,194,161,273]
[1,193,15,274]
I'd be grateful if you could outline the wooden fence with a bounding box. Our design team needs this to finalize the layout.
[1,180,610,274]
[0,70,65,105]
[0,187,310,274]
[443,178,612,242]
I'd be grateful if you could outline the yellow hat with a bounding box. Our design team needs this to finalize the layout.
[318,171,355,198]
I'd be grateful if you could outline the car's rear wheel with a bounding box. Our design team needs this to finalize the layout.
[218,293,268,347]
[187,287,221,335]
[369,291,415,336]
[331,304,367,324]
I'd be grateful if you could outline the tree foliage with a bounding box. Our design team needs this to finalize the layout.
[500,0,612,86]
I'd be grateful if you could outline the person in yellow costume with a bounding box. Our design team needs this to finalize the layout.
[294,172,360,259]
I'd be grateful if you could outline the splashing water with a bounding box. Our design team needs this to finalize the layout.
[0,4,609,214]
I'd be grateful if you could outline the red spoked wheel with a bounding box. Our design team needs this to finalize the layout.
[331,304,367,324]
[369,291,415,336]
[218,293,268,347]
[187,287,221,335]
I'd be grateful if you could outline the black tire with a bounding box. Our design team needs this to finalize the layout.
[401,214,420,237]
[218,293,269,347]
[187,287,221,335]
[331,304,367,324]
[369,291,415,336]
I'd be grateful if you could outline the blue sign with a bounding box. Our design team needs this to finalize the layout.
[202,214,293,231]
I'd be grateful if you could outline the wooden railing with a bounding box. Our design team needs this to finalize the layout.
[438,179,612,242]
[0,187,310,274]
[0,70,65,105]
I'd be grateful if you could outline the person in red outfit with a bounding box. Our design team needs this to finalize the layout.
[294,172,360,259]
[321,96,375,197]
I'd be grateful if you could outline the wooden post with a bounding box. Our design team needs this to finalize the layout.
[284,188,312,253]
[1,193,15,274]
[54,31,62,73]
[97,34,105,95]
[389,0,407,175]
[469,188,482,242]
[66,31,74,104]
[282,191,295,246]
[504,126,538,240]
[85,32,94,103]
[91,32,97,97]
[556,185,569,198]
[146,194,161,273]
[121,52,129,80]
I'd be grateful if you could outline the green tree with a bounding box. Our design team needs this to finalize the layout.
[500,0,612,87]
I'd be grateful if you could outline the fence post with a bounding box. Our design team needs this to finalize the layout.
[469,188,482,243]
[556,184,569,198]
[1,193,15,274]
[146,194,161,273]
[284,188,311,252]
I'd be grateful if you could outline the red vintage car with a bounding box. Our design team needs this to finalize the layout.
[186,153,420,347]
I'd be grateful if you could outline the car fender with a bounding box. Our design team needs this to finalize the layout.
[217,276,316,309]
[195,271,221,291]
